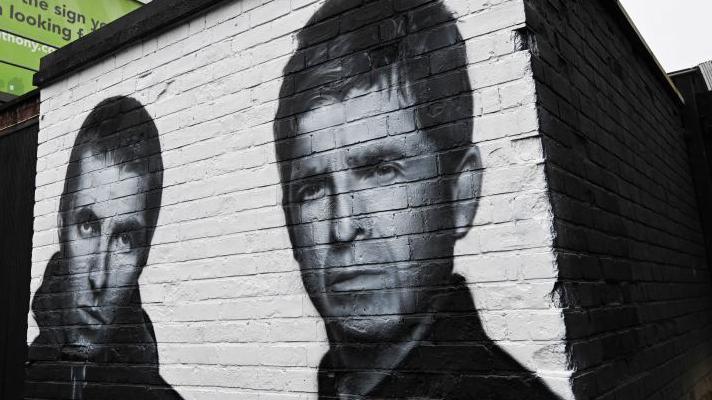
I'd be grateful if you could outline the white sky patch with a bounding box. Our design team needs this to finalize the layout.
[618,0,712,72]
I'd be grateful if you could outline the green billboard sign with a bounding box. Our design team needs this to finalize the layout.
[0,0,143,96]
[0,61,34,95]
[0,31,54,70]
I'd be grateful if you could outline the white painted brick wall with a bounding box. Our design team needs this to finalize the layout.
[29,0,574,398]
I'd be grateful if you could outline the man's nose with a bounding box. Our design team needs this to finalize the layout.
[329,193,367,243]
[88,235,110,292]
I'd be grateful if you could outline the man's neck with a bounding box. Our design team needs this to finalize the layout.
[330,317,432,398]
[324,275,487,397]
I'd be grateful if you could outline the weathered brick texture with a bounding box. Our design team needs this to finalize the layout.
[29,0,572,398]
[31,0,712,398]
[526,0,712,399]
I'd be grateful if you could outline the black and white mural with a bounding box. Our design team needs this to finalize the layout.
[25,96,182,400]
[25,0,568,399]
[273,1,561,398]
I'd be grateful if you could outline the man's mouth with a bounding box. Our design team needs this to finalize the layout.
[326,268,386,292]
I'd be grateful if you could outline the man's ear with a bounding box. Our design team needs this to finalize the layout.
[449,146,482,239]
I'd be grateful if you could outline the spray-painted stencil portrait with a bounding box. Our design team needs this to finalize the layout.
[24,1,563,399]
[274,1,561,398]
[25,97,182,400]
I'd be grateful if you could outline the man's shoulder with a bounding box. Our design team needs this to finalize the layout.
[454,372,561,399]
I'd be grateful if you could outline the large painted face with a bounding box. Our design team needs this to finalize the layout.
[282,94,471,342]
[60,151,151,344]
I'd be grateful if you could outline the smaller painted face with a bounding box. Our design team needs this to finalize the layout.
[60,151,151,341]
[283,97,467,342]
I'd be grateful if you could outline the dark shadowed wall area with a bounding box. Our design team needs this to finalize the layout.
[0,93,38,400]
[526,0,712,399]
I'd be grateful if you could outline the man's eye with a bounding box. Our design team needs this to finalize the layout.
[371,163,401,184]
[78,221,99,237]
[296,181,325,201]
[114,233,133,253]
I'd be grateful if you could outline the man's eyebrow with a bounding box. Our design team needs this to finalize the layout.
[288,153,338,180]
[346,145,405,168]
[75,207,98,223]
[112,217,143,234]
[289,163,324,181]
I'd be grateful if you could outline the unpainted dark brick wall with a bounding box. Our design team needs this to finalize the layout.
[525,0,712,399]
[0,119,38,400]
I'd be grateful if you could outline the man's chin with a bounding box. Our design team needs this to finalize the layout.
[312,292,427,342]
[322,313,418,344]
[61,342,99,360]
[347,316,404,340]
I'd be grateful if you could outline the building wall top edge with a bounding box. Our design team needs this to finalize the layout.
[33,0,231,88]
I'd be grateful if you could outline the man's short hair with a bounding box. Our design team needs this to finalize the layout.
[274,0,475,180]
[58,96,163,251]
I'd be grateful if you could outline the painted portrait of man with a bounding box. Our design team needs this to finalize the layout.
[274,0,561,398]
[25,96,182,400]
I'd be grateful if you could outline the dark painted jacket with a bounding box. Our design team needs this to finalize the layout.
[317,275,561,400]
[25,253,182,400]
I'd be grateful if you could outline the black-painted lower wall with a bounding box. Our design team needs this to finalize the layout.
[526,0,712,398]
[0,120,38,400]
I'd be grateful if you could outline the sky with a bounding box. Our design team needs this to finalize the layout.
[618,0,712,72]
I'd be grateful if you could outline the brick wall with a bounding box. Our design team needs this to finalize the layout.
[28,0,572,398]
[526,0,712,399]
